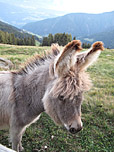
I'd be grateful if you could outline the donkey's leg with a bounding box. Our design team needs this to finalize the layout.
[19,141,24,152]
[19,136,24,152]
[19,127,26,151]
[10,126,25,152]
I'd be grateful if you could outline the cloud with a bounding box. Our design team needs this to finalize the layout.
[0,0,114,13]
[19,4,37,10]
[45,0,114,13]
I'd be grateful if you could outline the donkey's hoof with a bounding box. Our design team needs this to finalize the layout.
[19,146,24,151]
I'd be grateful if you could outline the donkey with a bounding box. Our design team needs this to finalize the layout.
[0,40,104,152]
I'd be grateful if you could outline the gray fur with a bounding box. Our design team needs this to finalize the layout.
[0,59,51,152]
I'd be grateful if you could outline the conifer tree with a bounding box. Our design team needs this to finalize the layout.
[31,36,35,46]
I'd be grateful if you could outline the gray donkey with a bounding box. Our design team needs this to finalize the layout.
[0,40,104,152]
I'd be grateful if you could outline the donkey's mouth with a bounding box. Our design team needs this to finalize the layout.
[64,123,69,130]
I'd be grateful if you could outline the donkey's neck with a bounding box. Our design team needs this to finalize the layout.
[12,61,52,118]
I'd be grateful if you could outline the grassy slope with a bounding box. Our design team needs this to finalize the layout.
[0,44,114,152]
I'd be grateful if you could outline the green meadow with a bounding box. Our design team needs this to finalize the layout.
[0,44,114,152]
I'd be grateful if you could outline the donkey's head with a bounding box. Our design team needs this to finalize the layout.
[43,40,104,134]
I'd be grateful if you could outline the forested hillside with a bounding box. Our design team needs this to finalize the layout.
[0,21,41,42]
[80,27,114,49]
[0,30,35,46]
[0,20,43,45]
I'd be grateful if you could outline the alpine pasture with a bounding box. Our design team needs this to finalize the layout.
[0,44,113,152]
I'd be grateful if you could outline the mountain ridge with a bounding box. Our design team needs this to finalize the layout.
[22,11,114,48]
[22,11,114,38]
[0,2,66,27]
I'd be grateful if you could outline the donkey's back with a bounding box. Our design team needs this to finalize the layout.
[0,71,13,129]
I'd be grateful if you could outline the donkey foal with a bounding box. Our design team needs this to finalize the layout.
[0,40,104,151]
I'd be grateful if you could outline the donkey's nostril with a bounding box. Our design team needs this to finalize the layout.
[69,127,82,134]
[69,128,77,134]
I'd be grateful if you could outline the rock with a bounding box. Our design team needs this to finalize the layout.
[0,144,16,152]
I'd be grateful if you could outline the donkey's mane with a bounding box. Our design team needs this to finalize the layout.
[14,45,59,75]
[16,54,51,75]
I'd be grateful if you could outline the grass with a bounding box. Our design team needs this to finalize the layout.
[0,44,114,152]
[0,44,48,69]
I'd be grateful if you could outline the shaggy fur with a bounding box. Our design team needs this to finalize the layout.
[50,71,91,100]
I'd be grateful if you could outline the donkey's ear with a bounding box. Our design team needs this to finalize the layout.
[78,41,104,71]
[54,40,82,77]
[51,43,60,55]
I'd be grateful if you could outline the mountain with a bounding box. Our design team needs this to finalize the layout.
[0,2,65,28]
[0,20,41,41]
[80,27,114,49]
[22,11,114,37]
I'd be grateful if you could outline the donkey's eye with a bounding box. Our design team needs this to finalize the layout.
[58,95,64,101]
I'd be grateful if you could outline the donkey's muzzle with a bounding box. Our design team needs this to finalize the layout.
[69,127,82,134]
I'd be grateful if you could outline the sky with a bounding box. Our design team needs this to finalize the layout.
[47,0,114,14]
[0,0,114,14]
